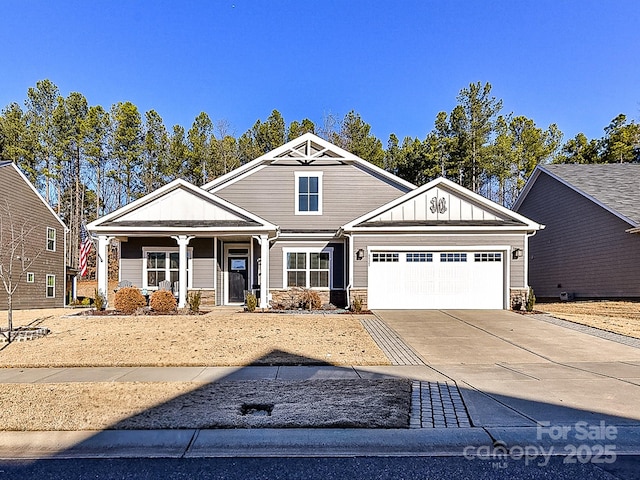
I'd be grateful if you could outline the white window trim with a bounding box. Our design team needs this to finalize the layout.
[142,247,193,290]
[46,227,56,252]
[46,274,55,298]
[26,272,35,283]
[294,171,323,215]
[282,246,333,290]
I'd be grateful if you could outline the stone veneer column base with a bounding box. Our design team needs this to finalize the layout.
[349,289,368,311]
[510,287,530,311]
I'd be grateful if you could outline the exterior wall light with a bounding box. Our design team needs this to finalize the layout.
[512,248,523,260]
[356,248,365,260]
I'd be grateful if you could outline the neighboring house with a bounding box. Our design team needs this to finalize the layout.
[0,161,67,310]
[514,164,640,300]
[88,133,541,310]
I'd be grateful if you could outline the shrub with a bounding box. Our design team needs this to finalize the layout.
[94,288,106,311]
[150,289,177,313]
[188,290,202,313]
[351,296,363,313]
[526,287,536,312]
[114,287,147,314]
[245,292,258,312]
[300,289,322,310]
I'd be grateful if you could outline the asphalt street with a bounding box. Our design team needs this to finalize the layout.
[1,456,639,480]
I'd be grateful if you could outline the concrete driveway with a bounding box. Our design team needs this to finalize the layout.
[374,310,640,429]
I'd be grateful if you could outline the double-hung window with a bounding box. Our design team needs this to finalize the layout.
[295,172,322,215]
[143,248,192,289]
[284,248,332,289]
[46,227,56,251]
[46,274,55,298]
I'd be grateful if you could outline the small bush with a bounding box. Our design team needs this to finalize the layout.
[300,289,322,310]
[188,290,202,313]
[526,287,536,312]
[246,292,258,312]
[150,289,177,313]
[94,288,106,311]
[114,287,147,314]
[351,296,363,313]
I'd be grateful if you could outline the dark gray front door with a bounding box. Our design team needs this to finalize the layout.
[228,257,248,303]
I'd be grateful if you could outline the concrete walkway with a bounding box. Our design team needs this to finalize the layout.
[2,309,640,459]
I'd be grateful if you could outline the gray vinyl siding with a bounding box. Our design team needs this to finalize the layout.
[119,237,216,289]
[214,163,409,230]
[0,164,66,310]
[517,171,640,299]
[270,240,345,290]
[352,234,525,288]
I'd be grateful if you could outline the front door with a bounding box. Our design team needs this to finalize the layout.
[228,257,248,303]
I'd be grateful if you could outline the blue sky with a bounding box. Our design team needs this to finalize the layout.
[1,1,639,144]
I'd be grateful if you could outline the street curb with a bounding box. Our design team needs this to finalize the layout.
[0,428,492,459]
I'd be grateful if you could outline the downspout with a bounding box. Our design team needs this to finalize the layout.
[343,231,353,310]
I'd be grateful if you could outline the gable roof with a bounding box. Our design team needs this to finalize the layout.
[87,178,277,234]
[203,132,416,193]
[0,161,67,230]
[514,164,640,227]
[342,177,542,232]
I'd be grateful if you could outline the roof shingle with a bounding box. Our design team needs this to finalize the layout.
[542,164,640,225]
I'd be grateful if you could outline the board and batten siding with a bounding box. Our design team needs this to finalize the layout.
[269,240,345,290]
[352,234,525,288]
[120,237,215,289]
[213,163,409,230]
[517,171,640,299]
[0,163,65,310]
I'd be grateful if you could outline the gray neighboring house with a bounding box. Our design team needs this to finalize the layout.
[88,133,541,310]
[0,161,67,310]
[514,163,640,300]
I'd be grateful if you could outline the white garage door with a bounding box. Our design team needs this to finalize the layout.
[368,251,505,309]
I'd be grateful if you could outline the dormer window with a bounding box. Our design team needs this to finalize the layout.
[295,172,323,215]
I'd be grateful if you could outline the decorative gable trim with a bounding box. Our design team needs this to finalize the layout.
[342,177,542,232]
[87,178,277,233]
[203,133,416,193]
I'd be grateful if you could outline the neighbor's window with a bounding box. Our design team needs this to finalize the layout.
[27,272,35,283]
[285,249,332,289]
[46,227,56,251]
[295,172,322,214]
[46,274,55,298]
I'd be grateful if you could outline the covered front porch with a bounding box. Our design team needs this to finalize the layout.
[87,179,278,309]
[95,234,274,309]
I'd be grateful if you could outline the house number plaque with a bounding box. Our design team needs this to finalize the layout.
[430,196,447,214]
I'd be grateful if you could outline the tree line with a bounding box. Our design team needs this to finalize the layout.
[1,79,639,271]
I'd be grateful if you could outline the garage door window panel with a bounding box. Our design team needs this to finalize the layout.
[474,252,502,262]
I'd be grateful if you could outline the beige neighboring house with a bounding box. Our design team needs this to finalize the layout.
[88,133,542,310]
[515,163,640,301]
[0,161,67,309]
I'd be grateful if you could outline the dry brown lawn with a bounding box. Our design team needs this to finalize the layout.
[0,379,411,430]
[0,308,400,431]
[538,300,640,339]
[0,308,389,367]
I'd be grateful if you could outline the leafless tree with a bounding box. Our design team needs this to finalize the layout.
[0,202,42,342]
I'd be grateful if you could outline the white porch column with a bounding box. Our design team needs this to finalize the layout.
[259,234,269,309]
[96,235,113,307]
[172,235,194,308]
